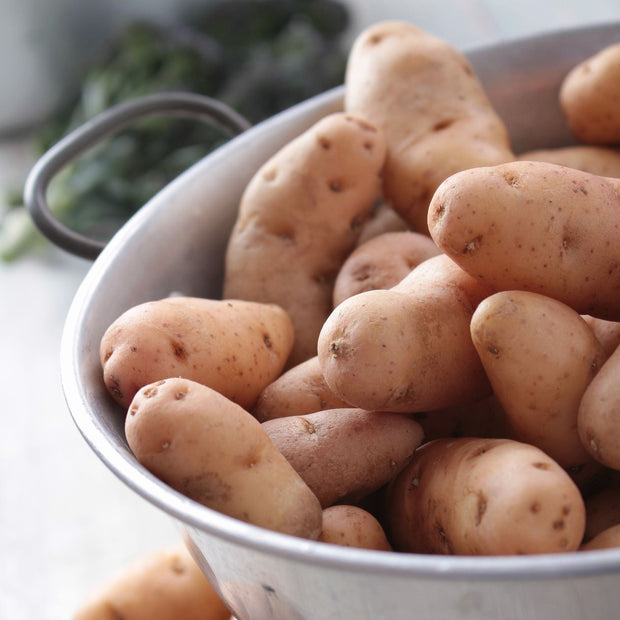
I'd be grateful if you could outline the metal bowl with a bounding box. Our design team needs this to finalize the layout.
[54,22,620,620]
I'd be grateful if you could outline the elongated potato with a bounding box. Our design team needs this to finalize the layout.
[470,290,605,469]
[318,505,392,551]
[518,145,620,177]
[345,21,513,233]
[428,161,620,320]
[318,253,493,413]
[224,112,387,367]
[578,344,620,469]
[262,408,424,507]
[385,437,586,555]
[126,378,322,539]
[332,230,440,306]
[559,42,620,144]
[253,356,349,422]
[73,543,231,620]
[100,297,293,410]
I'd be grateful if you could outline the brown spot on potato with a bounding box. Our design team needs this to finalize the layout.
[108,376,123,400]
[102,349,113,362]
[143,385,160,398]
[503,171,520,187]
[174,391,186,400]
[463,235,482,254]
[487,345,499,356]
[552,519,565,531]
[530,501,541,514]
[318,136,331,149]
[263,168,277,182]
[532,461,551,470]
[433,118,455,132]
[329,180,343,192]
[263,333,273,349]
[129,404,139,416]
[476,492,487,526]
[171,340,187,361]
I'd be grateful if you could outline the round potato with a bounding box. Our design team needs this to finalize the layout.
[318,505,392,551]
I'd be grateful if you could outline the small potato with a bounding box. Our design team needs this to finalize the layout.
[332,230,440,306]
[580,524,620,551]
[578,344,620,469]
[262,408,424,508]
[345,21,513,233]
[126,378,322,539]
[318,505,392,551]
[318,254,493,413]
[471,290,605,469]
[582,315,620,357]
[385,438,586,555]
[253,356,349,422]
[224,112,387,367]
[100,297,293,410]
[559,43,620,144]
[584,484,620,542]
[428,161,620,320]
[73,543,231,620]
[518,145,620,177]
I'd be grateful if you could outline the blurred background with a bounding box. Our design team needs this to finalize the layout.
[1,1,619,618]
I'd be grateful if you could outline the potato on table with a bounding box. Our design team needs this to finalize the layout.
[126,378,323,539]
[224,112,387,367]
[385,437,586,555]
[100,296,293,410]
[428,160,620,320]
[345,21,513,233]
[318,505,392,551]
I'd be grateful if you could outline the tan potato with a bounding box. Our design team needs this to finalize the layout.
[428,160,620,320]
[470,290,605,470]
[345,21,513,233]
[223,112,387,367]
[125,378,322,539]
[318,505,392,551]
[584,484,620,542]
[518,145,620,177]
[356,201,409,245]
[580,524,620,551]
[73,543,231,620]
[582,315,620,357]
[100,297,293,410]
[262,408,424,508]
[253,356,349,422]
[578,343,620,469]
[559,42,620,144]
[332,230,440,306]
[318,253,494,413]
[385,437,586,555]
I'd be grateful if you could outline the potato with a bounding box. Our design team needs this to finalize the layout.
[345,21,513,233]
[584,484,620,542]
[318,253,493,413]
[578,343,620,469]
[73,543,230,620]
[428,160,620,320]
[262,408,424,508]
[559,42,620,144]
[125,378,322,539]
[470,290,605,469]
[582,315,620,357]
[385,437,586,555]
[223,112,387,367]
[100,296,293,410]
[332,230,440,306]
[253,356,349,422]
[580,524,620,551]
[518,145,620,177]
[318,505,392,551]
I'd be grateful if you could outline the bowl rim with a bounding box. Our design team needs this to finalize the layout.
[60,21,620,581]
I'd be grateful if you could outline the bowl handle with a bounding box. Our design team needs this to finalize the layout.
[23,91,252,260]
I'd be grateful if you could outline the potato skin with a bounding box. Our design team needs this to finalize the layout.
[582,315,620,357]
[223,112,386,367]
[471,290,605,469]
[559,43,620,144]
[385,438,586,555]
[100,296,293,410]
[428,161,620,320]
[518,145,620,177]
[318,253,493,413]
[580,524,620,551]
[578,344,620,469]
[73,543,231,620]
[345,21,512,233]
[318,505,392,551]
[125,378,322,539]
[262,408,424,508]
[332,230,440,306]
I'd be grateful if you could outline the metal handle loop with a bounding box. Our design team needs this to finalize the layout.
[23,91,251,260]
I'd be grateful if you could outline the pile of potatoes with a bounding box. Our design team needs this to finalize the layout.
[87,19,620,620]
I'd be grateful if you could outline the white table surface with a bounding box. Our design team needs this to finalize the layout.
[1,2,620,619]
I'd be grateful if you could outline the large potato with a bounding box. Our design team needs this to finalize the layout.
[100,296,293,410]
[428,160,620,320]
[262,408,424,507]
[125,378,322,539]
[345,21,513,233]
[559,42,620,144]
[224,112,387,367]
[318,253,493,413]
[385,438,586,555]
[470,290,605,469]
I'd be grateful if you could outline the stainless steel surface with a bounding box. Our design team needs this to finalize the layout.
[59,22,620,620]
